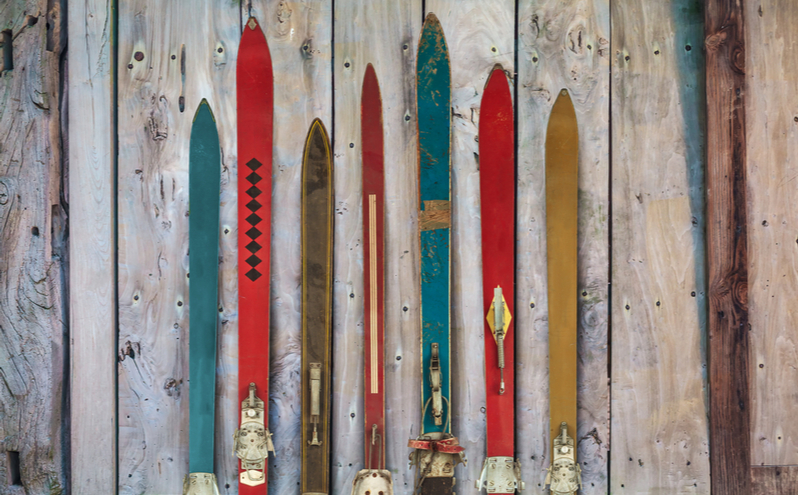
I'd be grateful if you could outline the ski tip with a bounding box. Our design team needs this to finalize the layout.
[363,63,379,93]
[246,16,259,30]
[193,98,216,123]
[484,64,507,90]
[307,118,331,146]
[423,11,441,26]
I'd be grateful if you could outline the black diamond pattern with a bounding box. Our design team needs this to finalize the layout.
[247,172,262,185]
[246,213,262,226]
[244,158,265,279]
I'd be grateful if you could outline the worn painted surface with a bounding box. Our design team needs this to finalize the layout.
[416,14,453,438]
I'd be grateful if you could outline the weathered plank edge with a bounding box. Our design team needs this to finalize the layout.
[705,0,751,493]
[751,465,799,495]
[67,0,118,492]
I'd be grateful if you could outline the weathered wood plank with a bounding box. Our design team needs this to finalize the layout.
[744,0,798,468]
[421,2,513,492]
[752,466,799,495]
[330,1,420,493]
[517,0,610,492]
[66,0,116,492]
[610,0,710,492]
[705,0,751,492]
[116,1,241,492]
[243,2,333,493]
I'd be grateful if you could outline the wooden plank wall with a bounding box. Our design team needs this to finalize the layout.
[0,0,789,493]
[0,0,68,493]
[611,0,711,493]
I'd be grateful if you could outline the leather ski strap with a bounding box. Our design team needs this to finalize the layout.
[185,100,221,495]
[543,90,581,495]
[234,17,275,493]
[301,119,333,495]
[409,13,465,495]
[476,66,524,495]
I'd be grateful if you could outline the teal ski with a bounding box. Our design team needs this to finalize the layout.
[184,100,221,495]
[407,13,466,495]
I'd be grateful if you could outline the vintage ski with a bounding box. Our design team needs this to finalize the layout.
[234,16,275,493]
[408,13,466,495]
[184,100,222,495]
[301,119,333,495]
[475,66,524,495]
[543,90,581,495]
[350,64,394,495]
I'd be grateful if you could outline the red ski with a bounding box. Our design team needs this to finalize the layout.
[475,66,524,494]
[350,63,393,494]
[234,16,275,493]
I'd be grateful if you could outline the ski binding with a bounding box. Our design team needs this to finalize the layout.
[408,432,467,481]
[351,468,394,495]
[233,382,274,486]
[183,473,221,495]
[544,422,581,495]
[475,456,525,493]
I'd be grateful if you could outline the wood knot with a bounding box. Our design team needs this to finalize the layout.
[704,31,727,52]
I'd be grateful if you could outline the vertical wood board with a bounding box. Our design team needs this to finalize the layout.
[67,0,117,492]
[116,1,241,492]
[331,1,421,493]
[705,0,751,492]
[516,0,610,491]
[751,466,799,495]
[610,0,710,492]
[744,0,798,468]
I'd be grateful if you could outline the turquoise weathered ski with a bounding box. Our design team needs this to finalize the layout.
[185,100,222,495]
[408,13,466,495]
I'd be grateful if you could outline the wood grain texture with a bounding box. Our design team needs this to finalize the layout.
[331,1,420,493]
[116,1,241,492]
[517,0,610,491]
[705,0,751,492]
[243,2,332,493]
[744,0,798,468]
[419,2,513,492]
[66,0,116,492]
[751,466,799,495]
[611,0,710,492]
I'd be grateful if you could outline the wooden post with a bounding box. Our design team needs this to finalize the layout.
[0,0,68,493]
[68,0,117,492]
[705,0,751,493]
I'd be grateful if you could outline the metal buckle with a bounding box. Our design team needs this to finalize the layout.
[182,472,220,495]
[475,456,525,493]
[429,343,443,425]
[308,363,323,446]
[350,468,394,495]
[544,422,581,495]
[233,383,274,486]
[486,286,512,395]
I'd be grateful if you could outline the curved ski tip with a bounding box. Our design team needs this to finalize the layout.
[556,88,572,102]
[484,64,507,90]
[308,118,330,142]
[424,12,441,26]
[363,63,379,88]
[246,16,259,30]
[193,98,216,123]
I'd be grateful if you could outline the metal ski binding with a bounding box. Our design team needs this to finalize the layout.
[233,382,275,486]
[351,425,393,495]
[476,456,524,493]
[308,363,323,446]
[486,286,512,395]
[183,472,221,495]
[544,422,581,495]
[429,343,444,425]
